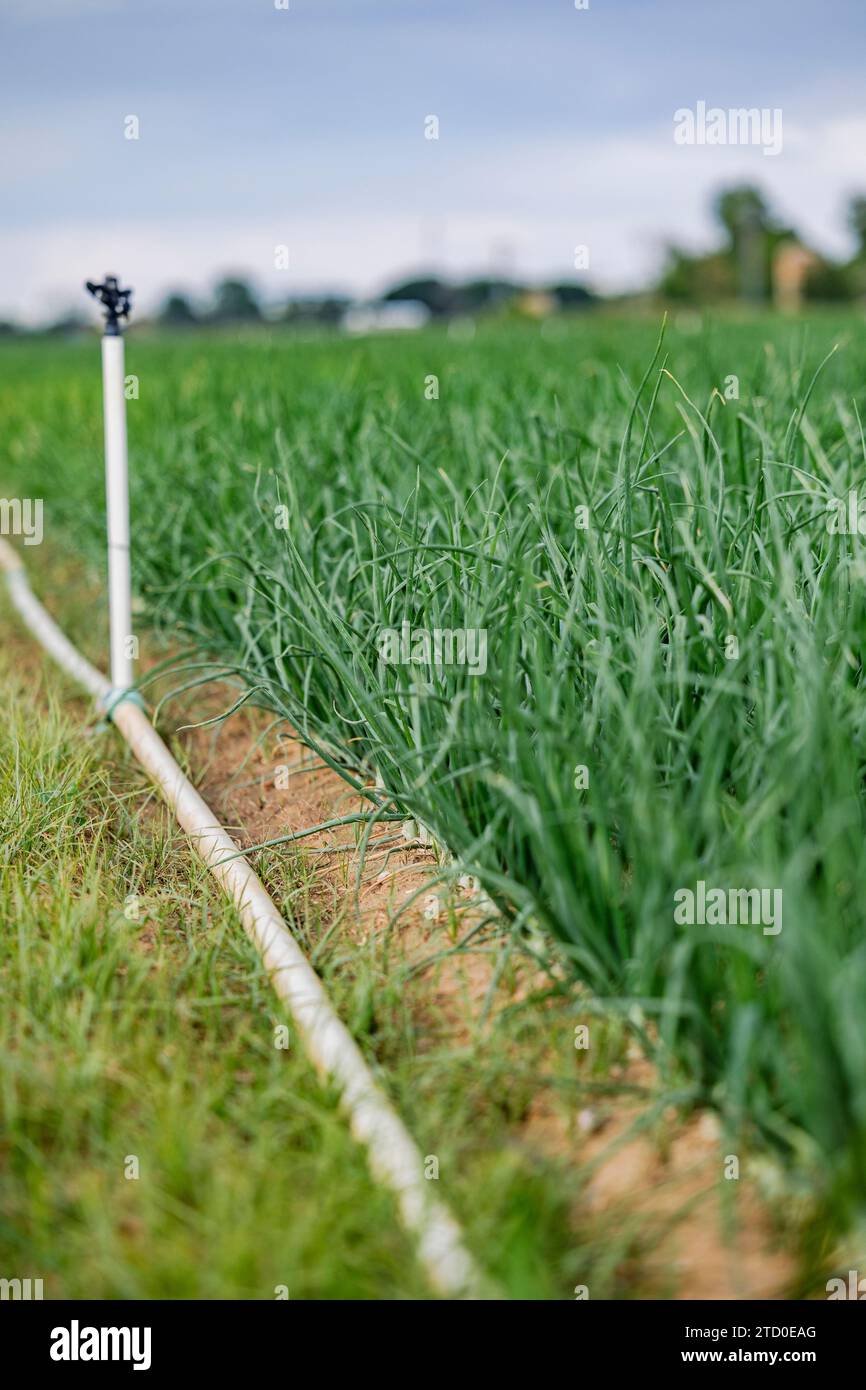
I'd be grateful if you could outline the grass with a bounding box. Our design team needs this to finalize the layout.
[3,309,866,1277]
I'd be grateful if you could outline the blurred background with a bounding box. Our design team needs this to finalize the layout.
[2,0,865,333]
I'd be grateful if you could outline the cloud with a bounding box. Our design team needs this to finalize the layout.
[2,114,862,322]
[2,1,864,317]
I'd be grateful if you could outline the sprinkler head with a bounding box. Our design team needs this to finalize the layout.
[85,275,133,334]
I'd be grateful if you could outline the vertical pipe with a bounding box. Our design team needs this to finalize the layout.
[101,331,133,691]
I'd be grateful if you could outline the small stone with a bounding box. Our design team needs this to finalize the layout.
[697,1111,721,1143]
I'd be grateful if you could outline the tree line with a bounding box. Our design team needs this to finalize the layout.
[3,182,865,337]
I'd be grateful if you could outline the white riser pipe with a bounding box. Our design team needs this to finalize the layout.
[101,333,133,692]
[0,536,489,1300]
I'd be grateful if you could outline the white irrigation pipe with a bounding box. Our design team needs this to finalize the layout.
[101,331,134,692]
[0,536,487,1299]
[0,278,490,1297]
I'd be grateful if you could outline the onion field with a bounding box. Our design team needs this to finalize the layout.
[3,311,866,1291]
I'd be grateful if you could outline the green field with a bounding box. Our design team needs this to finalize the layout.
[3,312,866,1290]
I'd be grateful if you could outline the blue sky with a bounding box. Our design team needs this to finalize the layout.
[2,0,865,321]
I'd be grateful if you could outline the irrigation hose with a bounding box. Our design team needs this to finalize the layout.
[0,537,489,1300]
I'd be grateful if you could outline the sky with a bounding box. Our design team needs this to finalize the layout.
[1,0,865,323]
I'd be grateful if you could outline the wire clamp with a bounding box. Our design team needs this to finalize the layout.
[98,684,147,722]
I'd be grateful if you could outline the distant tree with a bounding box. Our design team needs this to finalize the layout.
[658,248,737,302]
[456,279,520,313]
[159,292,198,327]
[281,296,349,327]
[713,185,778,301]
[848,196,866,256]
[44,312,89,336]
[0,319,20,337]
[546,282,595,310]
[211,276,261,322]
[381,277,454,315]
[661,187,854,307]
[804,258,852,302]
[714,186,772,248]
[381,275,547,317]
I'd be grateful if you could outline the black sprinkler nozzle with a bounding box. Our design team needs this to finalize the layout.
[85,275,133,334]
